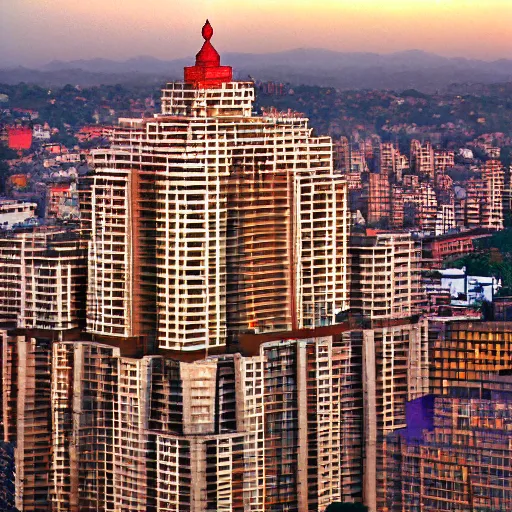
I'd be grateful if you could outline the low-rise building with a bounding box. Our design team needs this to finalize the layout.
[46,183,80,220]
[0,199,37,230]
[422,229,492,268]
[440,267,500,306]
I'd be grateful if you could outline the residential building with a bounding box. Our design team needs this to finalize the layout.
[379,143,398,177]
[0,228,86,330]
[410,140,434,179]
[421,229,492,268]
[0,199,37,230]
[1,20,441,512]
[429,320,512,395]
[390,186,404,229]
[386,378,512,512]
[2,316,428,512]
[82,21,349,352]
[1,332,53,511]
[402,174,419,189]
[379,142,407,182]
[367,173,391,226]
[334,136,350,172]
[349,232,422,320]
[434,204,455,236]
[465,177,486,229]
[416,183,437,234]
[433,149,454,185]
[481,159,504,230]
[350,148,368,174]
[46,183,80,220]
[462,162,504,231]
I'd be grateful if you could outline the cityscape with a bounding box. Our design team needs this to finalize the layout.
[1,4,512,512]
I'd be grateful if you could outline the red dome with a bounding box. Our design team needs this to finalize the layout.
[195,20,220,68]
[184,20,233,88]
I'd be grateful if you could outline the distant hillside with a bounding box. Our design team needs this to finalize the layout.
[0,67,175,88]
[1,49,512,92]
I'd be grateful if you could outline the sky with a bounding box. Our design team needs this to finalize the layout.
[1,0,511,67]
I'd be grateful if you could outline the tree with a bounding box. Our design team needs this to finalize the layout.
[500,146,512,169]
[0,145,18,194]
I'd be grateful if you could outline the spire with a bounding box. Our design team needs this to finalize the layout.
[195,20,220,67]
[203,19,213,40]
[184,20,233,88]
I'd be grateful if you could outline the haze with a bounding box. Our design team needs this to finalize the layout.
[1,0,511,67]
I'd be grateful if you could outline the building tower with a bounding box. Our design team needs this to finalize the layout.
[481,159,504,230]
[433,149,454,186]
[367,173,391,226]
[83,20,349,354]
[0,22,432,512]
[380,142,398,178]
[349,232,423,320]
[410,140,434,180]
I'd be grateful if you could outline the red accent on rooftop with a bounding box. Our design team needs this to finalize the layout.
[7,127,32,150]
[184,20,233,88]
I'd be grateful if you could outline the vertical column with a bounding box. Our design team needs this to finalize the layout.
[363,330,377,512]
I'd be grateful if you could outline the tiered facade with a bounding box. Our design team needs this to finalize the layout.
[1,318,429,512]
[0,21,369,512]
[9,20,508,512]
[82,26,348,352]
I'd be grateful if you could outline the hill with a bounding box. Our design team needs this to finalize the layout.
[1,50,511,92]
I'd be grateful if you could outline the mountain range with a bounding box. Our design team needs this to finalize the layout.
[1,49,512,92]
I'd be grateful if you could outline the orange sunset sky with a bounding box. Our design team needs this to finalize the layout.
[1,0,511,66]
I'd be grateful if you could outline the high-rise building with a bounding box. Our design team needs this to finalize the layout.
[82,20,349,353]
[349,232,423,320]
[433,149,454,186]
[429,320,512,395]
[410,140,434,179]
[367,173,391,226]
[416,183,438,234]
[503,165,512,222]
[334,136,350,172]
[0,228,86,331]
[434,204,455,236]
[481,159,504,230]
[1,317,429,512]
[461,162,505,231]
[380,142,406,182]
[386,377,512,512]
[390,186,405,229]
[349,147,368,174]
[379,142,398,176]
[1,21,438,512]
[464,176,486,229]
[1,332,53,511]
